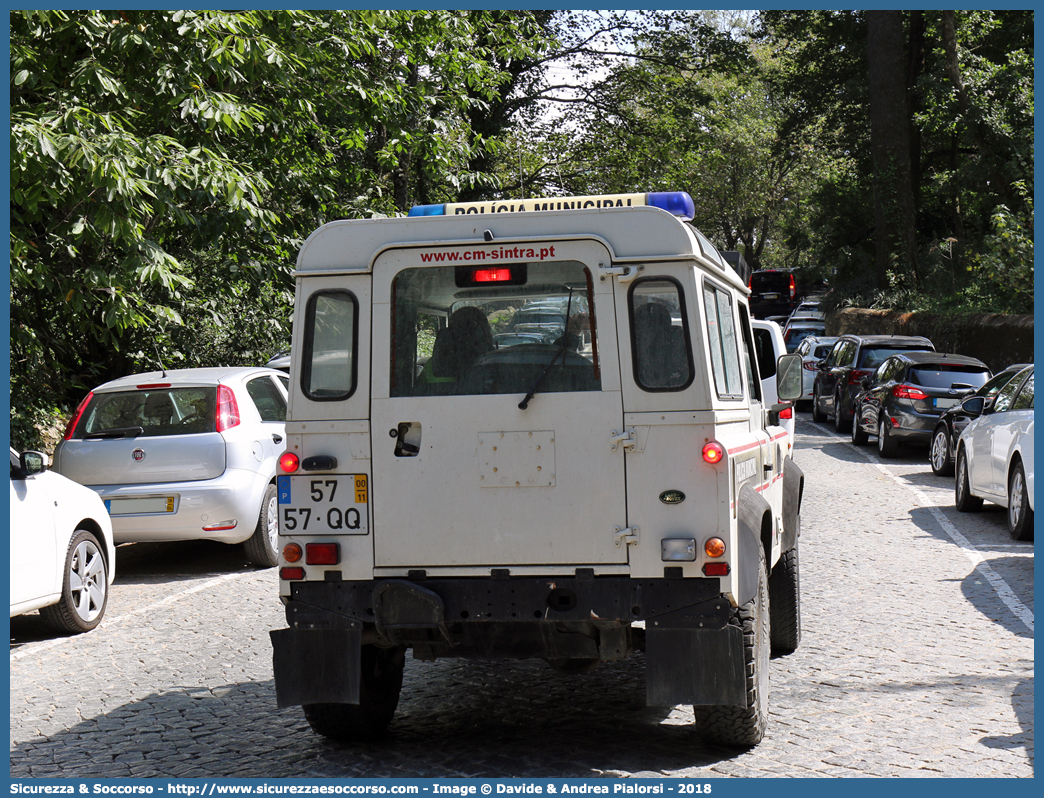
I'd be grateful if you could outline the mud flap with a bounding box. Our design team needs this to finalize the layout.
[736,484,772,607]
[270,628,361,708]
[645,626,747,706]
[782,456,804,552]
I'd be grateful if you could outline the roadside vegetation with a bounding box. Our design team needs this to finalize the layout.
[10,10,1033,449]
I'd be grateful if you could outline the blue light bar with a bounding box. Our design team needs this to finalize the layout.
[407,204,447,217]
[647,192,695,221]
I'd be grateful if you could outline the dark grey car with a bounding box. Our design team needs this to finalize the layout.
[850,352,991,457]
[811,334,935,432]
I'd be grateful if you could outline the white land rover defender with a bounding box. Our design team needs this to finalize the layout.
[270,192,805,747]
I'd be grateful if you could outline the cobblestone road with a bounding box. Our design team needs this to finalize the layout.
[10,418,1034,778]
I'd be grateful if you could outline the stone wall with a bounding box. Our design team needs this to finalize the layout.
[825,308,1034,372]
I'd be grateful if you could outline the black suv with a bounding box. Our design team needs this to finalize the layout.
[748,269,800,319]
[811,335,935,432]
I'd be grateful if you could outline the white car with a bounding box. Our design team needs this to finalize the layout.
[954,365,1034,541]
[752,319,795,446]
[53,367,288,567]
[10,448,116,633]
[795,335,838,407]
[782,319,827,353]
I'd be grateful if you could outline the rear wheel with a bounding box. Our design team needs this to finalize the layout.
[811,387,825,423]
[693,548,770,747]
[930,427,954,476]
[1007,461,1033,541]
[833,390,850,432]
[769,544,801,655]
[877,418,899,458]
[850,408,869,445]
[954,448,983,512]
[40,529,108,634]
[244,483,279,567]
[303,645,406,742]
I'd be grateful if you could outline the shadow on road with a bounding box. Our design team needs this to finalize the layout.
[9,656,753,778]
[113,539,265,585]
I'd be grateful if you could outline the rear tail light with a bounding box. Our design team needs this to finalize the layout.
[279,452,300,473]
[704,537,726,558]
[703,562,730,577]
[202,520,237,531]
[280,567,304,581]
[702,441,725,464]
[779,404,793,420]
[849,369,872,385]
[893,384,929,400]
[803,360,819,371]
[63,392,94,440]
[216,385,241,432]
[305,542,340,565]
[788,274,796,299]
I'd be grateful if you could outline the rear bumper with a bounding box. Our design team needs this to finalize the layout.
[87,467,270,544]
[272,575,747,708]
[887,407,943,444]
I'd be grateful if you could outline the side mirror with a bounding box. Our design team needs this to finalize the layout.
[776,353,803,401]
[960,396,986,416]
[860,376,871,389]
[815,359,827,369]
[19,450,49,476]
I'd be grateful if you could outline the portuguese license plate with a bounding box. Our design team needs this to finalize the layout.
[763,292,779,300]
[277,475,368,535]
[105,496,175,515]
[934,397,959,409]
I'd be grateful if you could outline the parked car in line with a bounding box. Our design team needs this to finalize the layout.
[929,363,1031,476]
[53,367,290,567]
[785,300,825,324]
[849,352,991,457]
[811,334,935,432]
[752,320,795,446]
[748,269,800,319]
[954,366,1034,541]
[10,447,116,633]
[795,336,838,409]
[782,319,827,353]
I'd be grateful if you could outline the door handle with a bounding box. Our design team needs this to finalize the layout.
[272,434,283,444]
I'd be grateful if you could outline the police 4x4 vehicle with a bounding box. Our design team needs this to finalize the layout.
[270,192,806,747]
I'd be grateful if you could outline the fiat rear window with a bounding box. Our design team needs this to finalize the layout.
[72,387,218,439]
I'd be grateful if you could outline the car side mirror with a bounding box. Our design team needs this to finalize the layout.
[815,359,826,369]
[961,396,986,416]
[776,353,803,401]
[19,450,49,476]
[860,376,871,389]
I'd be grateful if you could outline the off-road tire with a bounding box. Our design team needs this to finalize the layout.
[769,545,801,655]
[877,418,899,458]
[39,529,108,634]
[303,645,406,742]
[930,426,954,476]
[693,548,770,747]
[811,387,825,423]
[1007,461,1033,541]
[244,483,279,568]
[954,448,983,512]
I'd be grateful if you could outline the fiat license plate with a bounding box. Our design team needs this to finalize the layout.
[278,475,368,535]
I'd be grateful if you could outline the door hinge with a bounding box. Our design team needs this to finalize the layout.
[614,526,640,547]
[598,262,641,284]
[610,428,637,452]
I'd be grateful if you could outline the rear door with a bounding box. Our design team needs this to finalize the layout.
[369,239,628,568]
[56,386,226,486]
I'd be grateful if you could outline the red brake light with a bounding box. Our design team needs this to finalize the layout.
[280,567,304,581]
[63,392,94,440]
[472,268,514,283]
[779,404,793,420]
[702,441,725,465]
[893,384,929,400]
[136,382,172,389]
[788,274,796,299]
[703,562,730,577]
[216,385,241,432]
[305,542,340,566]
[279,452,300,473]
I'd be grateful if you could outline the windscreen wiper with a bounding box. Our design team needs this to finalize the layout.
[84,426,144,439]
[518,288,574,410]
